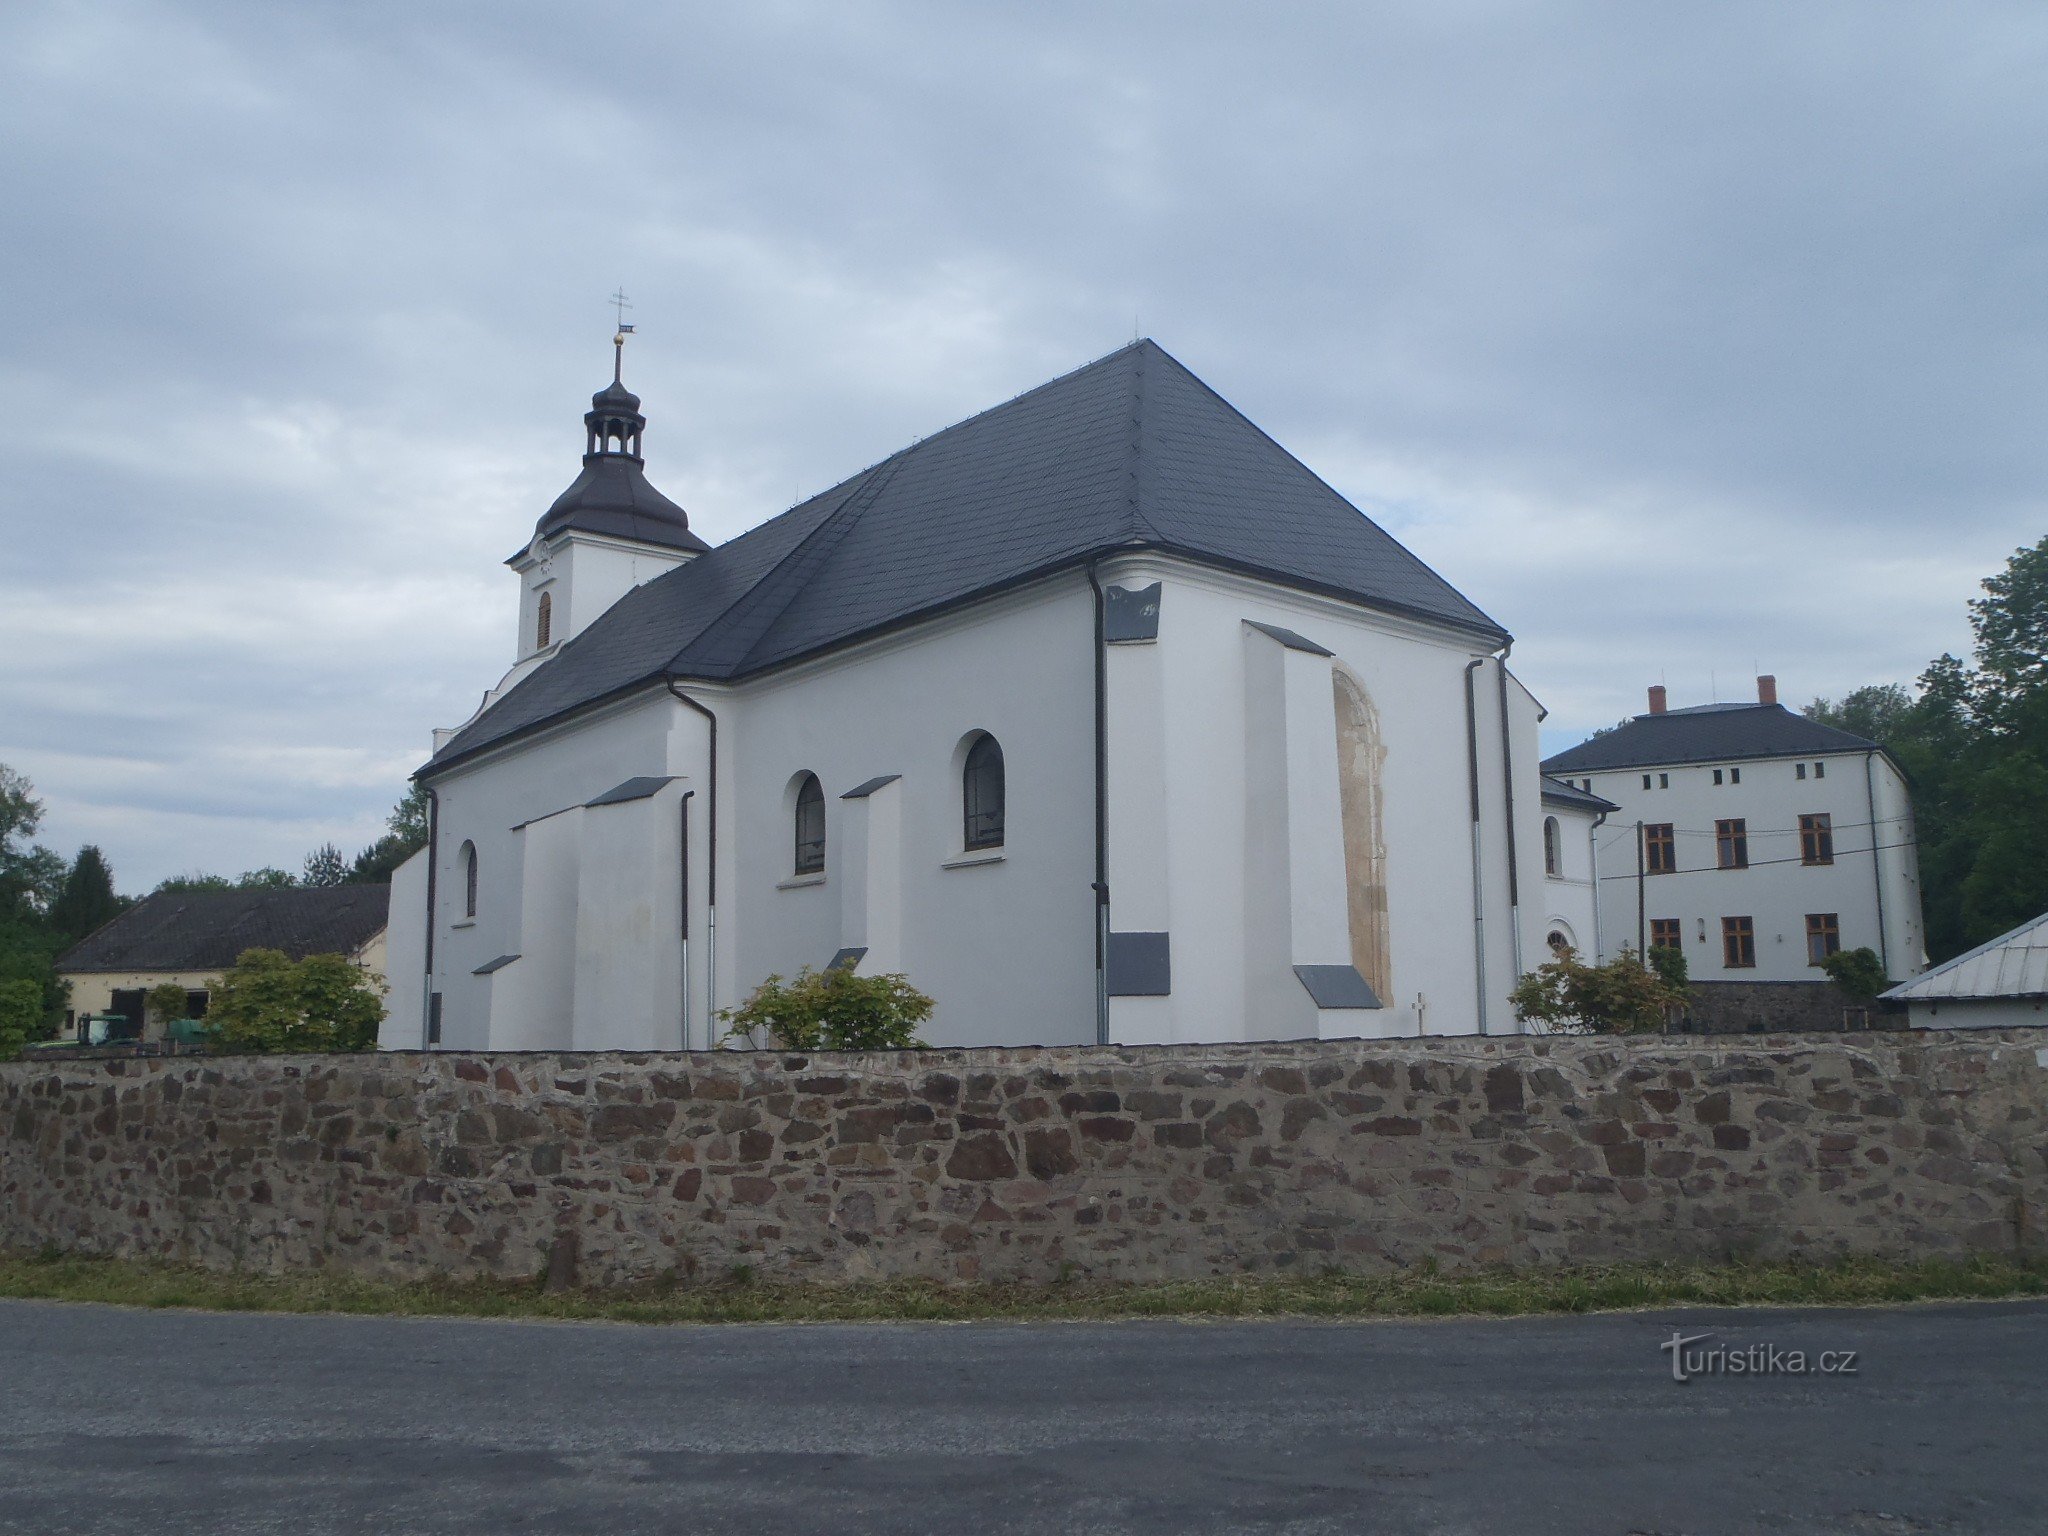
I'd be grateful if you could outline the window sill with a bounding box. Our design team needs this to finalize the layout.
[776,873,827,890]
[942,850,1006,870]
[450,918,476,930]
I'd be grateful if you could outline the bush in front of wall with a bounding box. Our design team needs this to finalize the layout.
[205,948,383,1053]
[1821,947,1891,1003]
[721,966,933,1051]
[145,982,191,1026]
[0,978,41,1061]
[1509,945,1687,1035]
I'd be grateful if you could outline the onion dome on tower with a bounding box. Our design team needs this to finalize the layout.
[530,330,709,554]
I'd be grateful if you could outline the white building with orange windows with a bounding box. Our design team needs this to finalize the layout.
[1541,681,1926,1008]
[381,339,1604,1053]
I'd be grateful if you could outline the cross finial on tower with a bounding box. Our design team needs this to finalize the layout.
[609,288,635,382]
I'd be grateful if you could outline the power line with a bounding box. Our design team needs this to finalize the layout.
[1595,836,1921,882]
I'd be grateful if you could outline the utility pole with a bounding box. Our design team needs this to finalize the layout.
[1635,819,1647,958]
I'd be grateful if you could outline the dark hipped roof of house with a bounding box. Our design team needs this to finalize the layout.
[56,885,391,974]
[428,340,1507,772]
[1540,702,1880,775]
[1539,775,1620,813]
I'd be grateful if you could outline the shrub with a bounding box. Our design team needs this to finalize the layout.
[1646,943,1689,990]
[205,948,383,1053]
[1509,945,1687,1035]
[145,981,191,1026]
[0,978,41,1062]
[721,966,933,1051]
[1821,947,1891,1003]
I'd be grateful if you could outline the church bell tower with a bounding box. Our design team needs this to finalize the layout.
[505,313,709,667]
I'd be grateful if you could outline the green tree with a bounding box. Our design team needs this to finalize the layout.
[145,980,193,1026]
[0,977,42,1061]
[722,967,933,1050]
[0,763,67,1036]
[349,786,430,884]
[1970,535,2048,705]
[1806,537,2048,963]
[1820,947,1890,1003]
[1509,946,1686,1035]
[301,842,349,887]
[205,948,383,1053]
[1805,684,1915,744]
[49,846,126,945]
[388,783,430,845]
[154,872,233,894]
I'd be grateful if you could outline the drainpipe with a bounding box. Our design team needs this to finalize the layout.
[1494,648,1524,982]
[1865,750,1890,977]
[421,785,439,1051]
[679,788,695,1051]
[664,679,717,1042]
[1085,561,1110,1046]
[1462,658,1489,1034]
[1589,808,1609,960]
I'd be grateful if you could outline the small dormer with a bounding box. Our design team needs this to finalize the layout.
[506,333,710,666]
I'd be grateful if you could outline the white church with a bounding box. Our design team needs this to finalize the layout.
[381,338,1608,1053]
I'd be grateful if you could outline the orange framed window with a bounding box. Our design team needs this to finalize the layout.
[1721,916,1755,968]
[1644,823,1676,874]
[1805,913,1841,965]
[1800,813,1834,866]
[1715,818,1748,869]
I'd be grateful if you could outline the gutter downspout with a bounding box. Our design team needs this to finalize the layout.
[665,679,717,1046]
[1463,658,1489,1034]
[1494,647,1524,982]
[1589,808,1609,961]
[1085,561,1110,1047]
[679,788,695,1052]
[1865,750,1890,977]
[421,785,439,1051]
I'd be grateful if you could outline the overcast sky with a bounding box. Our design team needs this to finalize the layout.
[3,1,2044,893]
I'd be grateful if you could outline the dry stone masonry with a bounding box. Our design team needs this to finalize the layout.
[5,1032,2046,1287]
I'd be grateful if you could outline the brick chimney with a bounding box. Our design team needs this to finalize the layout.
[1757,674,1778,706]
[1648,685,1667,715]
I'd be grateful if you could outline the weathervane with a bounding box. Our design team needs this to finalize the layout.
[609,287,635,382]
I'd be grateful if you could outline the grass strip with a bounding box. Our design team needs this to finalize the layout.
[2,1250,2044,1326]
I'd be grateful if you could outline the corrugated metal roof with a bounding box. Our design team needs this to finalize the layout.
[427,340,1508,774]
[1541,703,1879,774]
[1883,910,2048,1003]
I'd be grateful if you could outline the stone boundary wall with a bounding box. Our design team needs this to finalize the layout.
[5,1032,2046,1287]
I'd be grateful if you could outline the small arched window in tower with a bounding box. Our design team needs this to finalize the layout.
[1543,816,1560,877]
[460,841,479,918]
[535,591,552,650]
[793,773,825,875]
[963,734,1005,850]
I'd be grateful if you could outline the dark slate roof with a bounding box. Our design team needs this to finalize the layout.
[429,340,1507,773]
[56,885,390,974]
[1539,775,1620,813]
[584,775,676,807]
[1540,703,1880,775]
[528,453,710,555]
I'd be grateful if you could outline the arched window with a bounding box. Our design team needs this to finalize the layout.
[963,734,1005,850]
[1547,928,1572,956]
[535,591,552,650]
[1543,816,1560,877]
[793,772,825,874]
[460,841,478,918]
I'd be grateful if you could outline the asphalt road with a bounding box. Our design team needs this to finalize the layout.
[1,1297,2042,1535]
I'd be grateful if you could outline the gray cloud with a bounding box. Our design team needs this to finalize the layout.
[3,0,2043,890]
